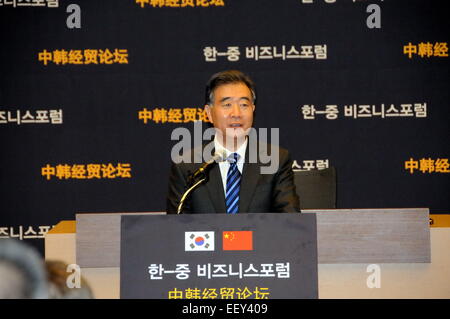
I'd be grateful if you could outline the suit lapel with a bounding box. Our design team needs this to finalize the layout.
[203,145,227,214]
[205,163,227,213]
[238,144,261,213]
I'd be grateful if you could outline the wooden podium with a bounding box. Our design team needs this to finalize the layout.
[44,208,450,298]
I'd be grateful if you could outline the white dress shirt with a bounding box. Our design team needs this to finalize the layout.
[214,136,248,195]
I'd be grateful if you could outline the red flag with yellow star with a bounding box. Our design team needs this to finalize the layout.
[222,231,253,251]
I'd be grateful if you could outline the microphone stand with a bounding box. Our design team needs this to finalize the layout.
[176,152,223,214]
[176,175,208,214]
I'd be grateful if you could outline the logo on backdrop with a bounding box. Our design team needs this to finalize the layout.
[138,107,210,124]
[403,42,448,59]
[0,0,58,8]
[135,0,225,8]
[204,44,327,62]
[38,49,129,66]
[0,109,63,125]
[300,103,427,120]
[404,158,450,174]
[41,163,132,180]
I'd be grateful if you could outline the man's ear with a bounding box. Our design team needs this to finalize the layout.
[205,104,214,124]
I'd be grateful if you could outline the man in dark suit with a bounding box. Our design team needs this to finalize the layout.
[166,70,300,214]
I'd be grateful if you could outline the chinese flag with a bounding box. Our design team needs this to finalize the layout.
[222,231,253,251]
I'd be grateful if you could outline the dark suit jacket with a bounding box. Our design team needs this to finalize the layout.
[166,140,300,214]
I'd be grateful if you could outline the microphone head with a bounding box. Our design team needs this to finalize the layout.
[213,151,226,163]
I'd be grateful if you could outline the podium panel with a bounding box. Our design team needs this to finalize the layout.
[76,212,164,268]
[120,213,318,299]
[76,208,429,268]
[306,208,430,263]
[46,209,447,298]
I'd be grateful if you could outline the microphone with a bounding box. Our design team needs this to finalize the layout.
[188,152,224,184]
[178,152,224,214]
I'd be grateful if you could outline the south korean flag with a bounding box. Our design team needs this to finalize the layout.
[185,231,215,251]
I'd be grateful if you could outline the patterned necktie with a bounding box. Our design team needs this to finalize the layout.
[225,153,241,214]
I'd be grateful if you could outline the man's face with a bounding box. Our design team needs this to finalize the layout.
[205,82,255,146]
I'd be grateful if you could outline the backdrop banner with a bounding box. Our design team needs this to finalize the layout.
[0,0,448,253]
